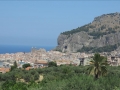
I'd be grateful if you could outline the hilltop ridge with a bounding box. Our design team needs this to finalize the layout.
[55,12,120,53]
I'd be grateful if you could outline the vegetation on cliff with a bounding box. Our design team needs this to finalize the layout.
[57,13,120,53]
[77,44,118,53]
[61,24,89,35]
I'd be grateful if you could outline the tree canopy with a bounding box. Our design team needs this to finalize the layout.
[22,63,31,69]
[48,61,57,67]
[87,53,108,79]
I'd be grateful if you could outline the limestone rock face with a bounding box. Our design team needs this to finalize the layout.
[55,12,120,52]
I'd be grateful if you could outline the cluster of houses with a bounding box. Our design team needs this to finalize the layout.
[0,59,49,73]
[1,50,120,73]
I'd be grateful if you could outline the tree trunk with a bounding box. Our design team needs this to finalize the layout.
[95,73,98,79]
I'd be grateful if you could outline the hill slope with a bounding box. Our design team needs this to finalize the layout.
[55,12,120,53]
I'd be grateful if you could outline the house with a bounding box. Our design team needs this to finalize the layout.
[79,57,91,66]
[34,60,48,68]
[17,60,26,68]
[109,56,119,66]
[0,67,10,73]
[79,58,84,65]
[56,60,71,66]
[84,57,91,66]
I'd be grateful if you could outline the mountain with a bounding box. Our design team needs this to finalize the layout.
[55,12,120,53]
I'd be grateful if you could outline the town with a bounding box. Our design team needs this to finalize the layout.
[0,47,120,73]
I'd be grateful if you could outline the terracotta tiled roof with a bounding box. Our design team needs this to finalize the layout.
[0,67,10,73]
[34,60,48,64]
[25,67,32,70]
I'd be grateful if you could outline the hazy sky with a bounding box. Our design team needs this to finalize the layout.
[0,1,120,46]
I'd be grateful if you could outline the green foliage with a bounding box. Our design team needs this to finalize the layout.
[54,48,62,52]
[23,70,39,82]
[92,44,117,53]
[100,25,106,30]
[107,28,116,34]
[77,46,94,52]
[88,31,107,39]
[1,65,120,90]
[48,61,57,67]
[22,63,31,69]
[14,61,17,68]
[10,61,17,71]
[61,23,118,40]
[34,72,39,80]
[87,53,108,79]
[61,24,89,35]
[77,44,118,53]
[40,66,120,90]
[24,73,31,82]
[2,80,27,90]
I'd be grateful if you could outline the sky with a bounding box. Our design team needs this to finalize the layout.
[0,1,120,47]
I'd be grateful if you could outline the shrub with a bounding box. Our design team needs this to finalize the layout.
[48,61,57,67]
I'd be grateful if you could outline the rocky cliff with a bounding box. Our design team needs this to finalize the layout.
[55,12,120,53]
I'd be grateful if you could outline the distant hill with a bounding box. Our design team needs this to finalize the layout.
[55,12,120,53]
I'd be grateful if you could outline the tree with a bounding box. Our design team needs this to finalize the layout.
[87,53,108,79]
[48,61,57,67]
[22,63,31,69]
[11,61,17,71]
[24,73,31,82]
[14,61,17,68]
[2,80,27,90]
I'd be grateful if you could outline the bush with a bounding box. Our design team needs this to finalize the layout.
[62,24,89,35]
[22,63,31,69]
[2,80,27,90]
[1,65,120,90]
[77,44,118,53]
[48,61,57,67]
